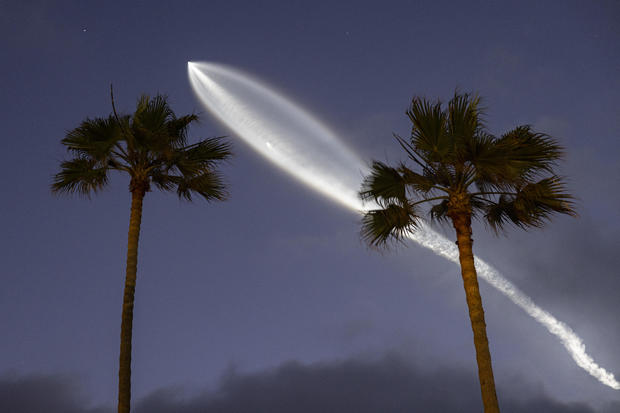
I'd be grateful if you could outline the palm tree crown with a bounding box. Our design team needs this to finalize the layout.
[52,93,231,199]
[360,93,575,245]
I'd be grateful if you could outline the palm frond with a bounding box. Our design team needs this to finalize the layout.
[183,137,233,164]
[468,137,525,191]
[174,171,228,202]
[150,169,176,192]
[467,126,564,192]
[166,137,232,178]
[399,163,443,194]
[151,137,232,201]
[495,126,563,178]
[407,97,451,162]
[360,161,407,204]
[130,94,178,152]
[448,92,485,147]
[165,114,199,148]
[361,201,420,247]
[469,195,491,221]
[429,199,450,223]
[62,116,122,162]
[51,158,109,197]
[134,94,174,130]
[484,176,576,232]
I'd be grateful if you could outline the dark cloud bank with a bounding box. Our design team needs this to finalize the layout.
[3,356,618,413]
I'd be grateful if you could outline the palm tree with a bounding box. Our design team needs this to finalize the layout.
[52,89,232,413]
[359,93,575,413]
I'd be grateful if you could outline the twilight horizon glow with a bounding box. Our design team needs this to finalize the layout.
[187,61,619,390]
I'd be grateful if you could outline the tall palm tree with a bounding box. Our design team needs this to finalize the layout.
[359,93,575,413]
[52,90,232,413]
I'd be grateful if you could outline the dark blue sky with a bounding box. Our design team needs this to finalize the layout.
[1,1,619,411]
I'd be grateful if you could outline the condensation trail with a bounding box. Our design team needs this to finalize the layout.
[187,61,619,390]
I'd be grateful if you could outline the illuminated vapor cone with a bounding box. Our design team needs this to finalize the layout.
[187,61,365,210]
[187,61,619,390]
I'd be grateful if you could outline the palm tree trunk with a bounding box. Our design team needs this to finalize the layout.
[452,213,500,413]
[118,188,145,413]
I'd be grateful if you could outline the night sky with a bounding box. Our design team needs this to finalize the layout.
[1,1,619,412]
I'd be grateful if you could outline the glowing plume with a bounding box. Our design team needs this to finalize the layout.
[187,61,619,390]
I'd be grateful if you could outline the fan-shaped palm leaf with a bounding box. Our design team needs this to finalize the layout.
[52,158,109,196]
[483,176,575,232]
[361,201,420,247]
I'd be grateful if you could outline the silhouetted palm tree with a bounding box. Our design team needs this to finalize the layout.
[52,89,232,413]
[359,93,575,413]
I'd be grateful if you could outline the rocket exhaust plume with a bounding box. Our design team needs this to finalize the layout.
[187,61,619,390]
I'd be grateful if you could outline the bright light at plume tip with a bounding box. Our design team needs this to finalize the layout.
[187,61,619,390]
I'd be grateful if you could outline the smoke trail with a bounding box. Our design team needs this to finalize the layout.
[187,61,619,390]
[409,222,620,389]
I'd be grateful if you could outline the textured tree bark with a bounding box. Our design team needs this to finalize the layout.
[452,213,500,413]
[118,187,145,413]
